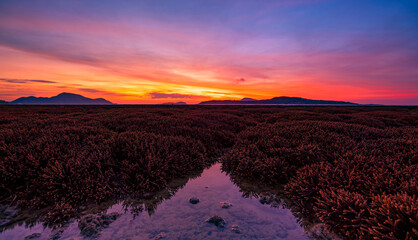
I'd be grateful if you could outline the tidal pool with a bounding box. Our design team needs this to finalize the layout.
[0,163,311,240]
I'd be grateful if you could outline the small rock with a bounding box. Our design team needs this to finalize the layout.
[259,193,275,205]
[153,232,166,239]
[24,233,41,239]
[189,197,199,204]
[231,225,240,233]
[206,215,226,228]
[220,201,232,208]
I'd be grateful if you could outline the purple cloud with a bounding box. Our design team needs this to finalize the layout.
[0,78,56,84]
[79,88,103,93]
[78,88,136,97]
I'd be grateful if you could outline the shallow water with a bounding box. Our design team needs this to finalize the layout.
[0,163,311,240]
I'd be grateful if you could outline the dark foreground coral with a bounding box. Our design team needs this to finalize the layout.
[221,107,417,239]
[0,106,417,239]
[0,106,248,223]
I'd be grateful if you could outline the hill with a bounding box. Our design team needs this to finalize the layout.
[159,102,187,105]
[199,96,357,105]
[11,92,113,105]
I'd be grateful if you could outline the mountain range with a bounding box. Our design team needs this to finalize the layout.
[3,93,358,105]
[10,92,113,105]
[199,97,357,105]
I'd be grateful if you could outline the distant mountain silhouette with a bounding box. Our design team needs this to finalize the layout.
[160,102,187,105]
[200,96,357,105]
[0,100,7,104]
[11,92,113,105]
[240,98,257,101]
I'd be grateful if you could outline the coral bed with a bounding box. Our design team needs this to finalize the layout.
[0,106,416,239]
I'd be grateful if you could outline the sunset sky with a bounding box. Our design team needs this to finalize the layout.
[0,0,417,104]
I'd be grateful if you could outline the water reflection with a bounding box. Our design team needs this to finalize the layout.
[0,163,311,239]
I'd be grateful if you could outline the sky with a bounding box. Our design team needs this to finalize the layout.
[0,0,417,104]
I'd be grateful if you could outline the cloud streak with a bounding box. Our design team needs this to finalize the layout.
[149,92,195,99]
[78,88,137,97]
[0,78,56,84]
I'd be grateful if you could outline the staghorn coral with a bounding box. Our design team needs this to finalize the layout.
[0,105,417,238]
[367,193,418,240]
